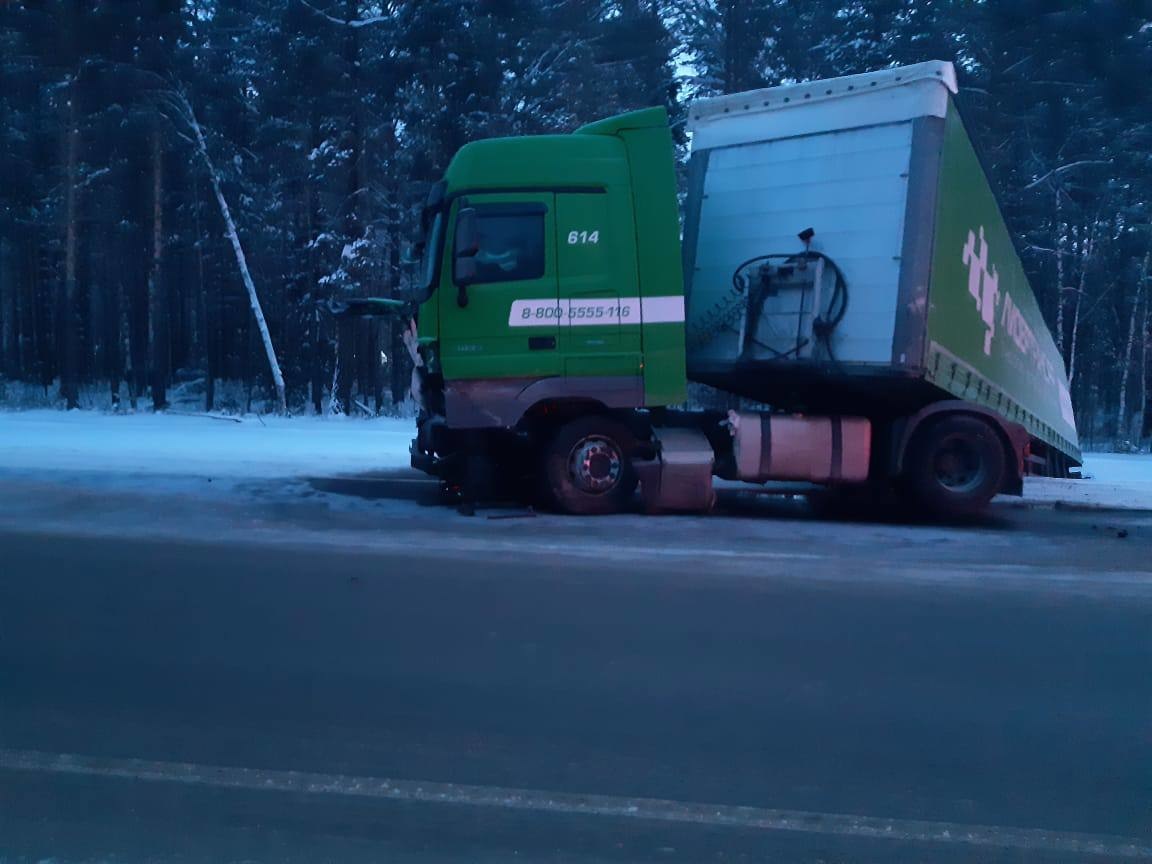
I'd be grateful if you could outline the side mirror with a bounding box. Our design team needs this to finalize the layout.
[454,257,477,307]
[454,208,480,259]
[453,207,481,307]
[402,240,423,266]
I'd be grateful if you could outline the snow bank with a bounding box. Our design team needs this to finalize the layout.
[1021,453,1152,511]
[0,410,413,478]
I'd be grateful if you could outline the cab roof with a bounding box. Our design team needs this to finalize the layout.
[443,107,669,195]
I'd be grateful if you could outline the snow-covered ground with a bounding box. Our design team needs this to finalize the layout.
[0,409,412,478]
[1021,453,1152,511]
[0,409,1150,511]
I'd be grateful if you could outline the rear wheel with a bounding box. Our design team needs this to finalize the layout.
[903,414,1006,517]
[541,416,638,515]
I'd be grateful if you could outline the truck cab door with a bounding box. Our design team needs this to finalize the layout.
[439,193,560,381]
[555,190,642,378]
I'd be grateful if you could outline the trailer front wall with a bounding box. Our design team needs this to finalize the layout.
[925,103,1080,461]
[685,122,914,366]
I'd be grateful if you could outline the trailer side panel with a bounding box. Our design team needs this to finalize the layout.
[925,102,1080,462]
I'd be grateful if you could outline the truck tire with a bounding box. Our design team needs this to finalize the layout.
[541,416,638,515]
[903,414,1006,517]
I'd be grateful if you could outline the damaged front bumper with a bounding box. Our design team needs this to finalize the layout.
[410,412,451,478]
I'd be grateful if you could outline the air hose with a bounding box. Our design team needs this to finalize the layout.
[688,251,848,362]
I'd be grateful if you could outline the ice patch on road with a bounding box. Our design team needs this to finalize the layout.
[0,409,413,479]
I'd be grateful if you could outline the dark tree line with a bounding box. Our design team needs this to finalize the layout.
[1,1,1150,445]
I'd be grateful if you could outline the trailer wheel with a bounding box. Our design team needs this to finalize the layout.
[542,416,638,515]
[904,415,1006,516]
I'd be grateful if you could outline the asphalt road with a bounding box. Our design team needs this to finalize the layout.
[0,472,1150,863]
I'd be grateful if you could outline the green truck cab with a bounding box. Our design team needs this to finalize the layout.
[394,62,1080,518]
[414,107,687,418]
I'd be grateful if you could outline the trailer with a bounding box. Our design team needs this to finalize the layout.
[341,61,1080,517]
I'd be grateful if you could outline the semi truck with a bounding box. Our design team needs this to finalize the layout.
[340,61,1081,517]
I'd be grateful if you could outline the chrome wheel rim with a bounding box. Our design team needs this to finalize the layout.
[568,435,623,494]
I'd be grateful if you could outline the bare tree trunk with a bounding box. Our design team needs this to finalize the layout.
[11,239,31,377]
[332,2,363,415]
[1054,189,1065,357]
[1117,249,1150,444]
[149,121,168,410]
[370,320,384,414]
[127,232,148,409]
[86,239,103,399]
[103,241,122,409]
[306,112,325,416]
[178,91,287,415]
[192,174,214,412]
[327,330,344,416]
[310,307,323,415]
[383,143,408,405]
[0,237,18,377]
[1067,222,1096,387]
[722,2,736,93]
[32,237,51,391]
[336,319,355,414]
[1135,289,1149,446]
[60,87,80,410]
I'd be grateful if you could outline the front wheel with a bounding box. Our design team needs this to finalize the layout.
[903,414,1007,517]
[541,416,638,515]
